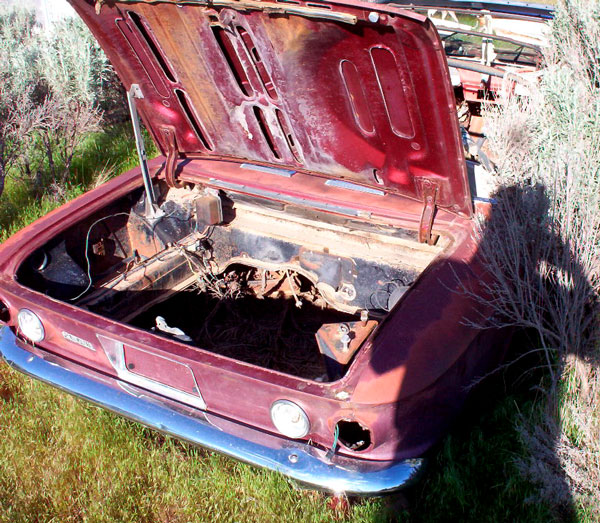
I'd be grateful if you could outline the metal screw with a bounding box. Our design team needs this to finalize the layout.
[288,453,299,464]
[338,283,357,301]
[360,310,369,325]
[340,333,351,352]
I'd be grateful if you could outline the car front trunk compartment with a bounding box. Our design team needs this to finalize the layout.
[17,178,447,381]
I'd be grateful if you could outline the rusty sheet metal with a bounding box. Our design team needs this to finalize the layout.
[109,0,358,25]
[161,126,184,188]
[316,319,378,365]
[418,179,438,245]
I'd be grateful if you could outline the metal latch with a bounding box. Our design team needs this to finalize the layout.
[418,180,438,245]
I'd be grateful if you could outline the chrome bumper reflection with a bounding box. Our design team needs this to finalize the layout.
[0,325,423,495]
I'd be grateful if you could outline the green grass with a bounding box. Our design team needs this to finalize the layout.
[0,352,557,522]
[69,123,156,188]
[0,364,382,523]
[0,124,153,243]
[405,396,557,523]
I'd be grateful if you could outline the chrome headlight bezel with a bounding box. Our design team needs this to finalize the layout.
[270,399,310,439]
[17,309,45,343]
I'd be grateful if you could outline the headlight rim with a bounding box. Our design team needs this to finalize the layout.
[270,399,311,440]
[17,308,45,343]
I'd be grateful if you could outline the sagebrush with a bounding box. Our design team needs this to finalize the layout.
[479,0,600,516]
[0,6,123,200]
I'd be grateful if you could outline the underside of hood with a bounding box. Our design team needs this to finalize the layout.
[70,0,472,217]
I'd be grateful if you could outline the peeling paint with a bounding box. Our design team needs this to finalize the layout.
[233,104,254,141]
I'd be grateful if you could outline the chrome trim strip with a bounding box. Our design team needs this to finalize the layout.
[96,334,207,410]
[240,163,296,178]
[0,325,423,495]
[473,196,498,204]
[324,179,385,196]
[209,179,362,218]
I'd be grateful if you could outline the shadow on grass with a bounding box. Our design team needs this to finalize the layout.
[366,183,593,522]
[372,337,559,522]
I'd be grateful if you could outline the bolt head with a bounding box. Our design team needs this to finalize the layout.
[368,11,379,23]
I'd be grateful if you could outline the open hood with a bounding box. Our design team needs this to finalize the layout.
[70,0,471,216]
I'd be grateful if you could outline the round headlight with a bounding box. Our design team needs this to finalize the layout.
[17,309,45,343]
[270,400,310,439]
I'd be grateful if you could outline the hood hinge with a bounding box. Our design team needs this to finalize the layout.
[161,127,184,189]
[418,180,438,245]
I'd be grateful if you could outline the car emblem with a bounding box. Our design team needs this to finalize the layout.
[62,331,95,351]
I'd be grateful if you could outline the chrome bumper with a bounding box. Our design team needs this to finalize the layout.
[0,325,423,495]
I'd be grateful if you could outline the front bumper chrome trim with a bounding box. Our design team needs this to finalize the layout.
[0,325,423,495]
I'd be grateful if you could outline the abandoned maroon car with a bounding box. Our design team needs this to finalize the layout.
[0,0,527,494]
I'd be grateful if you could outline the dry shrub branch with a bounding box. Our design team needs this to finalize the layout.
[0,7,122,201]
[478,0,600,515]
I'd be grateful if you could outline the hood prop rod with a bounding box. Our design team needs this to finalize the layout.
[127,84,163,222]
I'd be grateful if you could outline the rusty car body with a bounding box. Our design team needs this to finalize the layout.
[0,0,551,495]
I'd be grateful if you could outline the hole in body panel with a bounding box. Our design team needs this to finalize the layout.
[211,25,254,97]
[127,11,178,83]
[336,420,372,451]
[174,89,213,151]
[275,109,303,163]
[237,26,278,100]
[373,169,384,185]
[253,106,281,160]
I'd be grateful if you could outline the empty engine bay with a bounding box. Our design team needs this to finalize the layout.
[17,181,446,381]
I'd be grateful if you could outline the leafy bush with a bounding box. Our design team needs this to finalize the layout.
[39,16,127,119]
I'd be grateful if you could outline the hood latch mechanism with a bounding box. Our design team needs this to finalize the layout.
[418,180,439,245]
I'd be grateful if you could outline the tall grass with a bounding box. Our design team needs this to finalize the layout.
[0,351,559,522]
[0,363,384,523]
[0,124,147,242]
